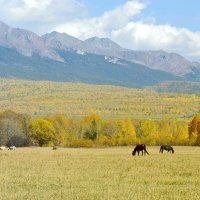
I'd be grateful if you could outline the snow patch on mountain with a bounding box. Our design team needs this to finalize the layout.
[105,56,127,66]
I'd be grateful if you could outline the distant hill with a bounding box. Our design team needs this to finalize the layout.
[151,81,200,94]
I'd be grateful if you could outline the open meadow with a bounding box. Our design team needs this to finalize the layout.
[0,146,199,200]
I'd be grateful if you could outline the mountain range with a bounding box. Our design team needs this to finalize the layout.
[0,21,200,88]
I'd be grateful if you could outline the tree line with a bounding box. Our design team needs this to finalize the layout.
[0,110,199,147]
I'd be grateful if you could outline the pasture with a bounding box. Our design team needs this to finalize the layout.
[0,146,199,200]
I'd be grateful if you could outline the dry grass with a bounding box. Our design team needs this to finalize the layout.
[0,146,199,200]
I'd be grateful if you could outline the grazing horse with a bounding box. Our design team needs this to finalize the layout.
[160,145,174,154]
[132,144,149,156]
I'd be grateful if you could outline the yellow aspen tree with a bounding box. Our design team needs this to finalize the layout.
[124,119,137,145]
[188,114,200,145]
[29,119,55,147]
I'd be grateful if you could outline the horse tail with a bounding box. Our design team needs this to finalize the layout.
[171,147,175,154]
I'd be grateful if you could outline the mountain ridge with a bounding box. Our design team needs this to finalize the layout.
[42,31,200,77]
[0,21,63,62]
[0,46,182,87]
[0,21,200,88]
[1,21,199,77]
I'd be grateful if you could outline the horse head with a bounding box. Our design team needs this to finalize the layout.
[132,149,136,156]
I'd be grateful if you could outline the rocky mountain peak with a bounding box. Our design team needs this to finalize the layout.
[0,22,63,62]
[42,31,83,50]
[84,36,122,50]
[0,21,9,29]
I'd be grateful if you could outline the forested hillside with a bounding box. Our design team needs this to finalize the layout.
[151,81,200,94]
[1,79,200,119]
[0,46,181,87]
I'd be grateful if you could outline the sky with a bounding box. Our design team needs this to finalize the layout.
[0,0,200,61]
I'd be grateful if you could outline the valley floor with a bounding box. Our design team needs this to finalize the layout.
[0,146,199,200]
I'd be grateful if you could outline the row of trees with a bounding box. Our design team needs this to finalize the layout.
[0,110,199,147]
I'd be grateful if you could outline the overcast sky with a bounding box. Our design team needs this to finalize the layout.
[1,0,200,61]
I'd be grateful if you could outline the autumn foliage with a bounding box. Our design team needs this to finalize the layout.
[188,114,200,145]
[0,110,198,147]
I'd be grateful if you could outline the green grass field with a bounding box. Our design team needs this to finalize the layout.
[0,146,199,200]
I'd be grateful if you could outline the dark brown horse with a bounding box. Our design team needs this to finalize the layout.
[160,145,174,154]
[132,144,149,156]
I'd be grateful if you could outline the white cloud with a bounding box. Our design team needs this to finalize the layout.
[112,22,200,60]
[0,0,200,60]
[54,0,146,38]
[53,0,200,61]
[0,0,87,33]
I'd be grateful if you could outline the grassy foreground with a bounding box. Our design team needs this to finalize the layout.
[0,147,199,200]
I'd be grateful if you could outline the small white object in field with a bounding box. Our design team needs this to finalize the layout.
[9,146,16,150]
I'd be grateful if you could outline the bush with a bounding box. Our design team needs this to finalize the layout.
[96,136,112,146]
[68,139,94,148]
